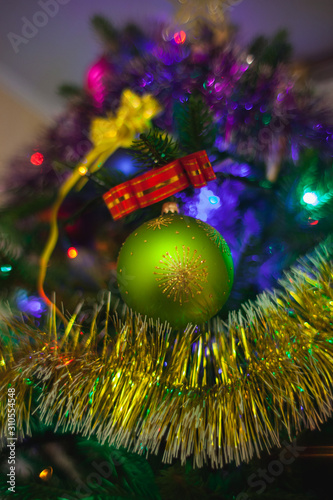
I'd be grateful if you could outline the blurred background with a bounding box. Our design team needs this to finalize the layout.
[1,0,333,180]
[2,3,333,499]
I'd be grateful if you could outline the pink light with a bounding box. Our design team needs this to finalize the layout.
[85,57,113,108]
[174,31,186,44]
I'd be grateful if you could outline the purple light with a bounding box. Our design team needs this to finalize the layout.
[188,186,221,221]
[141,73,153,87]
[16,290,46,318]
[230,64,239,76]
[206,76,215,87]
[291,142,299,162]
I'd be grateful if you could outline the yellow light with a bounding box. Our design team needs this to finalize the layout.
[144,108,154,118]
[107,128,117,138]
[67,247,78,259]
[39,466,53,481]
[131,99,140,109]
[78,166,87,176]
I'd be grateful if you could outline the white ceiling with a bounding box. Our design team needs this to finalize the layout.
[1,0,333,117]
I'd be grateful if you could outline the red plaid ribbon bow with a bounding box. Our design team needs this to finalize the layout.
[103,150,216,220]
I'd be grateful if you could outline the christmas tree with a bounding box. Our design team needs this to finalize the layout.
[1,8,333,500]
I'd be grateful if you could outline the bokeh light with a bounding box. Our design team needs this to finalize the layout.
[303,191,319,206]
[67,247,78,259]
[16,289,46,317]
[78,166,87,175]
[39,467,53,481]
[209,195,220,205]
[174,31,186,44]
[0,265,12,274]
[30,152,44,166]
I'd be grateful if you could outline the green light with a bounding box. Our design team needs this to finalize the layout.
[1,265,12,273]
[262,114,271,125]
[302,191,319,206]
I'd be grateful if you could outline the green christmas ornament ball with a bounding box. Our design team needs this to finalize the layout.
[116,214,233,327]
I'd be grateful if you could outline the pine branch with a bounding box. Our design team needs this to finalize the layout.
[57,84,83,99]
[173,94,217,154]
[0,434,159,500]
[130,129,180,169]
[91,15,118,45]
[249,30,292,68]
[0,232,22,262]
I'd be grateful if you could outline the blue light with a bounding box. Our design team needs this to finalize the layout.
[16,289,46,318]
[104,150,137,176]
[302,192,319,206]
[189,187,221,221]
[116,158,137,175]
[209,195,220,205]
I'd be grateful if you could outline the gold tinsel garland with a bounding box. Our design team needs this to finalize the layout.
[1,239,333,468]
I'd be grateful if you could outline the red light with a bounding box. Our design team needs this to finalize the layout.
[31,152,44,165]
[174,31,186,44]
[309,218,319,225]
[67,247,78,259]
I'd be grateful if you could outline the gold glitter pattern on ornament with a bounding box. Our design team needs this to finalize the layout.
[154,245,208,304]
[146,216,174,231]
[196,220,231,255]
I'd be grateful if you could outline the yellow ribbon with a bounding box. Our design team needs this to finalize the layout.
[38,90,162,320]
